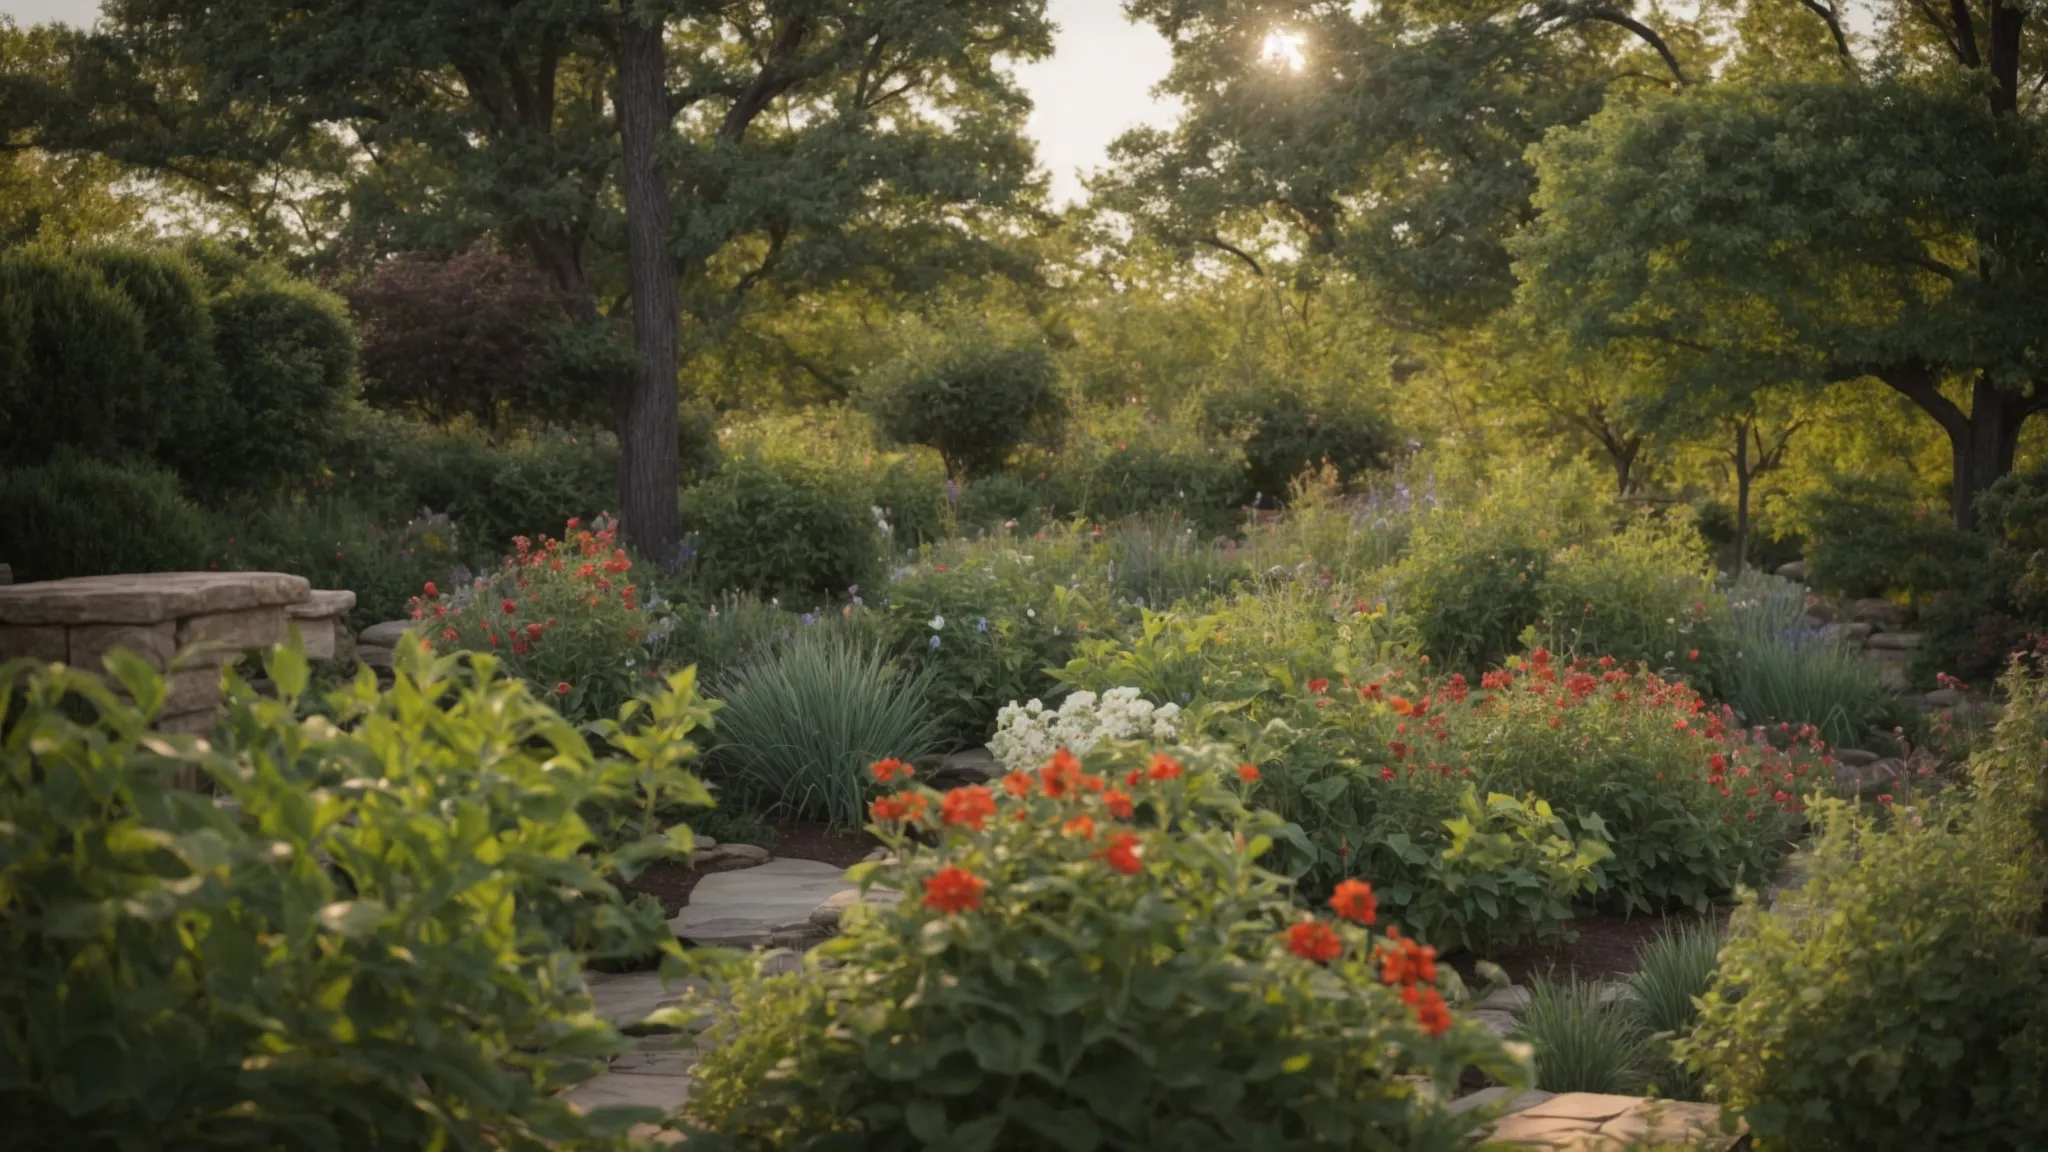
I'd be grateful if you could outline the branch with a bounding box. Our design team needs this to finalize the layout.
[1841,359,1970,438]
[1950,0,1983,67]
[1582,8,1688,87]
[1908,0,1968,63]
[1196,234,1264,277]
[1791,0,1856,68]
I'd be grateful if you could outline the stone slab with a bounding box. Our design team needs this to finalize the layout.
[176,607,288,659]
[117,665,223,715]
[69,622,178,672]
[670,858,851,948]
[1518,1094,1646,1124]
[1449,1086,1554,1118]
[286,589,356,619]
[291,618,337,661]
[1866,630,1923,651]
[357,645,396,669]
[0,572,309,626]
[358,620,415,648]
[0,624,68,663]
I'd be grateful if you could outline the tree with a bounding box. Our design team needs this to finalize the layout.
[1513,76,2048,528]
[20,1,1053,558]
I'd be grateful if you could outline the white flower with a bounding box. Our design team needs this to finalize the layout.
[929,614,946,630]
[988,685,1182,773]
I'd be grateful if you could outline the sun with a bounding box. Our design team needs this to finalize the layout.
[1260,29,1307,72]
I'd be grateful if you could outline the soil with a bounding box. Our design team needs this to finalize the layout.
[621,820,875,919]
[1460,905,1731,986]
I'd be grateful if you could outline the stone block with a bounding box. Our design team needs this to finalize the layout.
[69,622,178,672]
[1863,646,1912,665]
[357,645,396,669]
[176,608,287,662]
[1850,597,1911,630]
[1819,621,1873,644]
[0,624,68,663]
[1867,630,1923,651]
[286,589,356,620]
[809,886,899,930]
[1878,665,1911,693]
[358,620,415,648]
[155,709,218,736]
[0,572,308,626]
[288,618,337,660]
[123,666,225,715]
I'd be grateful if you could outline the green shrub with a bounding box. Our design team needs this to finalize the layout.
[709,631,941,829]
[1042,418,1247,536]
[1199,382,1393,508]
[1970,655,2048,877]
[1684,798,2048,1151]
[1803,478,1984,602]
[954,469,1047,532]
[0,643,712,1148]
[1536,518,1727,690]
[1629,919,1723,1100]
[862,322,1065,478]
[1513,975,1657,1094]
[685,742,1530,1149]
[196,267,359,497]
[682,454,878,601]
[1722,574,1903,748]
[419,517,675,721]
[0,454,208,581]
[74,246,230,478]
[210,496,462,626]
[868,452,949,549]
[1397,529,1548,676]
[0,246,149,465]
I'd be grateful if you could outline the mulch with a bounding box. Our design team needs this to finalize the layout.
[622,820,875,919]
[1462,904,1731,986]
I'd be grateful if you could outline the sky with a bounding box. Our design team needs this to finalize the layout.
[0,0,1176,206]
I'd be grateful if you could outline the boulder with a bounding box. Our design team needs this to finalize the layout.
[1866,631,1923,651]
[357,645,396,669]
[1775,560,1808,583]
[809,886,900,930]
[357,619,415,649]
[1818,621,1873,644]
[1850,598,1911,630]
[1834,748,1880,766]
[1804,596,1840,622]
[690,842,769,870]
[1920,687,1966,708]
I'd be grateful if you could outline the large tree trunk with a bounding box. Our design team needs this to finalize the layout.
[1948,379,2029,530]
[612,1,681,561]
[1733,420,1752,576]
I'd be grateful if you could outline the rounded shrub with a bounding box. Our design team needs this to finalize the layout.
[863,324,1065,478]
[1535,518,1727,690]
[1683,798,2048,1151]
[75,246,229,480]
[681,454,877,601]
[1397,528,1549,676]
[0,454,208,581]
[686,743,1529,1149]
[0,246,149,465]
[199,270,358,496]
[1200,383,1394,508]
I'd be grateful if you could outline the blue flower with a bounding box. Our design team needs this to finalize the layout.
[976,617,989,632]
[929,634,942,649]
[801,612,818,626]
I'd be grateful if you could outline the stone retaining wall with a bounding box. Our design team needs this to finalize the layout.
[0,572,352,733]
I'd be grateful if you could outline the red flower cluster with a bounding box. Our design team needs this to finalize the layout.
[1096,833,1143,874]
[1286,921,1343,963]
[941,785,996,830]
[1330,879,1377,925]
[870,758,914,783]
[923,866,986,914]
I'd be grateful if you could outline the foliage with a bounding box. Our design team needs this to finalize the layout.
[1398,528,1549,677]
[0,245,149,467]
[1512,975,1657,1095]
[989,687,1182,774]
[681,454,879,602]
[708,631,941,830]
[346,244,606,427]
[74,245,230,484]
[1199,381,1393,508]
[417,517,672,721]
[1802,479,1983,603]
[862,319,1065,478]
[1628,918,1724,1101]
[684,742,1530,1150]
[1683,798,2048,1151]
[210,496,463,627]
[0,453,208,582]
[1969,654,2048,876]
[192,262,360,498]
[1535,518,1727,692]
[1034,403,1248,536]
[1721,575,1902,749]
[0,643,711,1149]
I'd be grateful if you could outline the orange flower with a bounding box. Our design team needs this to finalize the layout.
[1330,879,1377,925]
[1285,921,1343,964]
[870,796,908,823]
[1001,771,1035,798]
[1097,832,1143,874]
[1236,763,1261,783]
[1062,814,1097,840]
[1125,769,1144,787]
[923,866,986,914]
[870,758,914,783]
[1040,749,1084,798]
[899,793,929,821]
[1389,696,1416,716]
[941,785,996,830]
[1378,936,1439,987]
[1405,985,1453,1037]
[1103,789,1134,819]
[1146,753,1184,781]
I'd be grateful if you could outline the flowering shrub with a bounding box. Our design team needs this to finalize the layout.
[0,641,709,1149]
[1534,519,1729,691]
[685,744,1531,1149]
[417,516,669,720]
[989,686,1182,772]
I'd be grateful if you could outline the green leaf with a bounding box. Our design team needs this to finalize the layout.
[315,900,389,938]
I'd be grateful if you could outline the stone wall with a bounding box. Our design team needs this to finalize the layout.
[0,572,352,733]
[1774,560,1976,713]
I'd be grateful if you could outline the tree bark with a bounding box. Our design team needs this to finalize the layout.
[613,0,682,561]
[1949,378,2030,529]
[1734,419,1752,576]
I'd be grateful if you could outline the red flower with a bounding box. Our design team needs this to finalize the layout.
[1146,753,1184,781]
[501,599,516,614]
[1285,921,1343,964]
[1406,985,1453,1037]
[1125,769,1144,787]
[1389,696,1416,716]
[555,681,572,696]
[923,865,986,913]
[1380,767,1396,781]
[566,517,582,530]
[870,758,914,783]
[1688,648,1700,661]
[941,785,996,830]
[1378,936,1439,987]
[1330,879,1377,925]
[442,627,458,642]
[423,580,439,597]
[1103,789,1133,819]
[1040,749,1084,798]
[1877,793,1894,805]
[870,795,909,822]
[1001,771,1035,798]
[526,622,544,640]
[1097,833,1144,874]
[1236,763,1261,783]
[1062,814,1097,840]
[1307,678,1329,694]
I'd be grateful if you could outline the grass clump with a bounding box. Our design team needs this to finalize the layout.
[1512,974,1658,1095]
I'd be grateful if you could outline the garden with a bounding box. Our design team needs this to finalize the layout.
[5,0,2048,1149]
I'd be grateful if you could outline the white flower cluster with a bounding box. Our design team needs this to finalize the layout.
[989,687,1182,773]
